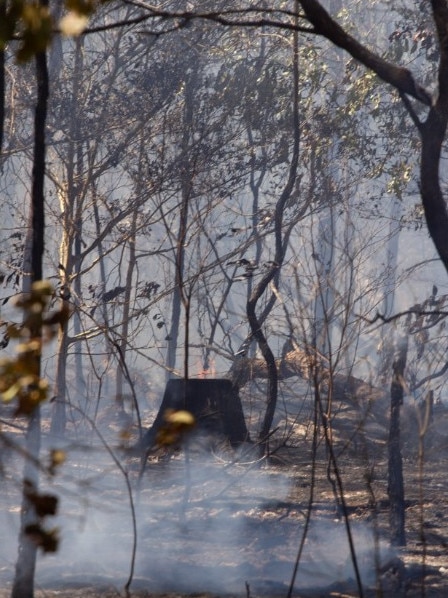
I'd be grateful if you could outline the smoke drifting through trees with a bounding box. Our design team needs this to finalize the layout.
[1,1,448,596]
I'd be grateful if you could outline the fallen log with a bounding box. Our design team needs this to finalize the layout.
[136,347,387,457]
[229,347,385,406]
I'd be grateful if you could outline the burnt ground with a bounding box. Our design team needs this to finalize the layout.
[1,384,448,598]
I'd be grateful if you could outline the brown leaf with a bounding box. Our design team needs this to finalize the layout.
[25,524,59,553]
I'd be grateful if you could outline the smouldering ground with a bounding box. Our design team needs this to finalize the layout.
[1,390,448,597]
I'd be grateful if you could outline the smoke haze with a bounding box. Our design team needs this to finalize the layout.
[0,436,395,595]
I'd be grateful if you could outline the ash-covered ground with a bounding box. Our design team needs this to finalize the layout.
[1,384,448,597]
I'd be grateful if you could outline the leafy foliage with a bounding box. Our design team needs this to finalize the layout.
[156,409,196,447]
[0,280,69,415]
[23,477,60,553]
[0,0,104,60]
[24,523,59,553]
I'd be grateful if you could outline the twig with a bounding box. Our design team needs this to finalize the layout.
[357,308,448,326]
[59,402,138,593]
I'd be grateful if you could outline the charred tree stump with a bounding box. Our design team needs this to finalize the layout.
[140,379,250,453]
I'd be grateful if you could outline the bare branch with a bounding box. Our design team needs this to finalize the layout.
[413,361,448,390]
[81,4,314,36]
[359,309,448,327]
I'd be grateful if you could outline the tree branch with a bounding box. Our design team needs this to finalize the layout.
[413,361,448,391]
[360,309,448,326]
[399,92,424,132]
[299,0,432,105]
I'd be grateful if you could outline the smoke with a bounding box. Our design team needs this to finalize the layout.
[286,519,396,590]
[0,436,396,595]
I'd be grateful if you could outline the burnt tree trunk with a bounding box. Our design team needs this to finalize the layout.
[388,333,408,547]
[12,40,48,598]
[141,379,249,452]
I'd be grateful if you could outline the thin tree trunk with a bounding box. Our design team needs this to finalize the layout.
[50,325,70,436]
[51,181,72,435]
[72,39,87,415]
[12,41,49,598]
[0,1,5,157]
[313,200,335,357]
[115,209,137,412]
[388,332,408,547]
[245,34,267,360]
[51,38,85,434]
[377,199,401,385]
[165,67,197,381]
[251,2,300,451]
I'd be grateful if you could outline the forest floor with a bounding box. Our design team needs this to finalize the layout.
[1,384,448,598]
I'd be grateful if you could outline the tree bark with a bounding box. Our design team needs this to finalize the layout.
[141,379,249,451]
[51,38,86,433]
[247,3,301,451]
[420,107,448,272]
[0,0,5,156]
[388,333,408,547]
[230,346,384,403]
[115,208,138,413]
[414,0,448,272]
[165,65,197,381]
[12,42,49,598]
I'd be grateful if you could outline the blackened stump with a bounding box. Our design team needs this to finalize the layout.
[141,379,249,451]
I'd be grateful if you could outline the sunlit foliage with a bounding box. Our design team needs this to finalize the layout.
[0,280,69,415]
[0,0,103,60]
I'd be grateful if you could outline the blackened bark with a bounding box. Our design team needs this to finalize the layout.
[418,1,448,273]
[247,297,279,447]
[12,46,49,598]
[141,379,249,450]
[420,108,448,273]
[388,334,408,547]
[30,51,48,282]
